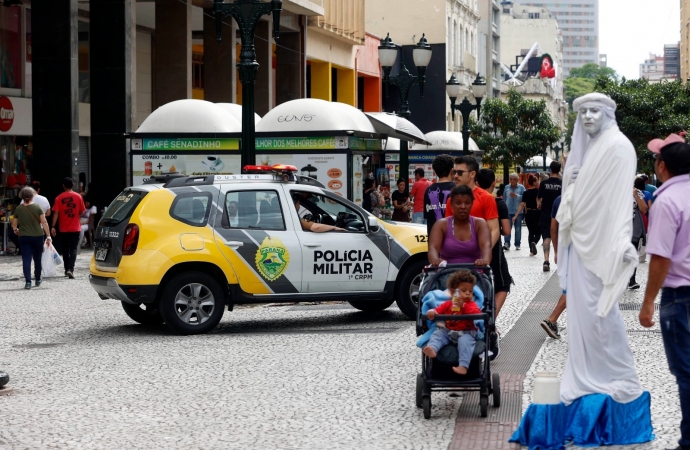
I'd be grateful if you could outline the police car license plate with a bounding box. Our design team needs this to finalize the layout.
[95,247,108,261]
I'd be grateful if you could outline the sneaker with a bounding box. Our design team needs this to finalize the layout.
[66,271,74,279]
[540,319,561,339]
[515,246,521,250]
[489,332,500,361]
[543,261,550,272]
[24,282,31,289]
[628,281,640,290]
[529,242,537,256]
[35,279,42,287]
[503,243,510,251]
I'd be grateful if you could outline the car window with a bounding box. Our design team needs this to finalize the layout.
[170,192,213,227]
[101,190,146,225]
[222,190,285,230]
[291,191,366,233]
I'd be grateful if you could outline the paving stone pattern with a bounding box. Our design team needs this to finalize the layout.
[0,245,682,449]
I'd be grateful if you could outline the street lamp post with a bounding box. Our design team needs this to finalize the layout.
[446,73,486,155]
[378,33,432,189]
[214,0,282,171]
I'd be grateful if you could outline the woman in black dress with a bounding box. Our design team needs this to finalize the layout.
[515,174,541,256]
[391,178,411,222]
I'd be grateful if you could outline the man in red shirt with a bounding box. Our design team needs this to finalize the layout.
[445,156,499,247]
[409,168,431,224]
[51,177,86,278]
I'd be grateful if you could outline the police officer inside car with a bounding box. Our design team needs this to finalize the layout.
[292,194,346,232]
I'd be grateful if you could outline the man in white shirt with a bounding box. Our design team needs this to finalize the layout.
[30,181,50,217]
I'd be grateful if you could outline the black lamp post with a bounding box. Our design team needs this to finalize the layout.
[447,73,486,155]
[378,33,432,188]
[214,0,282,171]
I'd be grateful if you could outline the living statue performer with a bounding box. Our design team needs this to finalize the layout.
[511,93,653,448]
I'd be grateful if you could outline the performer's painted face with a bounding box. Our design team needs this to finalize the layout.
[580,105,608,136]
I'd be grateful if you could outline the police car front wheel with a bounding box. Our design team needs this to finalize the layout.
[159,272,225,335]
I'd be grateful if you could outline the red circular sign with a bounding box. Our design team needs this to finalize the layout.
[0,96,14,132]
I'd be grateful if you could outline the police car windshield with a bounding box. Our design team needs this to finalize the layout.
[101,190,146,225]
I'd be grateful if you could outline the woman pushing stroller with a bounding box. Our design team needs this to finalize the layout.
[423,269,481,375]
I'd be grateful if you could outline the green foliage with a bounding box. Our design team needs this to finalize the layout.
[470,90,562,170]
[593,78,690,174]
[564,77,596,106]
[568,63,619,81]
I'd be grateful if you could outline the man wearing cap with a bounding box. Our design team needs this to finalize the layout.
[554,93,652,442]
[640,134,690,450]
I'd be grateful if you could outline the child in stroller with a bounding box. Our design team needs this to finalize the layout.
[415,264,500,419]
[422,269,481,375]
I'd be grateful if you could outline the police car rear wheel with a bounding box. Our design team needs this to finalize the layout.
[121,302,164,326]
[160,272,225,335]
[347,299,394,313]
[396,260,427,320]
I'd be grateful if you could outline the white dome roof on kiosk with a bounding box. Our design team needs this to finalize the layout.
[136,100,242,133]
[257,99,377,133]
[216,103,261,125]
[411,130,479,151]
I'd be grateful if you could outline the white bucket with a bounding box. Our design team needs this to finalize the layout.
[532,371,561,405]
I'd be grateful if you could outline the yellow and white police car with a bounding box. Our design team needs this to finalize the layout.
[89,165,429,334]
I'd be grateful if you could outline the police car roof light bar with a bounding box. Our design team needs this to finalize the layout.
[243,164,298,174]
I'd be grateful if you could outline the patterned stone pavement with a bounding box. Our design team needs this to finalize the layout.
[0,238,682,449]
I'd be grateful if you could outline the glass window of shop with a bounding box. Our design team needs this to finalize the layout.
[78,21,89,103]
[0,6,22,90]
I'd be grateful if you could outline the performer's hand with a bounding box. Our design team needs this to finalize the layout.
[426,310,436,320]
[639,303,655,328]
[571,167,580,182]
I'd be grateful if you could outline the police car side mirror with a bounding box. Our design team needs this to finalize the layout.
[368,216,380,233]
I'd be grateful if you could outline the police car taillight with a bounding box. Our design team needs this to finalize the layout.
[122,224,139,256]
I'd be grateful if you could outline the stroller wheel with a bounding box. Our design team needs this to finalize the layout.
[416,373,424,408]
[480,394,489,418]
[422,396,432,419]
[492,373,501,408]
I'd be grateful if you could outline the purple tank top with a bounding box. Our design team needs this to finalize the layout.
[439,217,482,264]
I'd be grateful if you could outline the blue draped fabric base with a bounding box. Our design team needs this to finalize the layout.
[509,392,654,450]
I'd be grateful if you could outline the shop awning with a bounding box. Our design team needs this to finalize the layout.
[411,131,480,152]
[136,100,242,133]
[365,112,431,146]
[216,103,261,126]
[256,98,377,135]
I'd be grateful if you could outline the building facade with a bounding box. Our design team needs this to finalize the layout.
[477,0,502,99]
[500,4,566,133]
[664,43,680,80]
[366,0,480,134]
[680,0,690,80]
[518,0,598,76]
[640,53,667,82]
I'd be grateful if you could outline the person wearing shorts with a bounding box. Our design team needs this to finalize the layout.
[537,161,562,272]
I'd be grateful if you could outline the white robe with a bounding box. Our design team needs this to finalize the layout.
[556,125,642,405]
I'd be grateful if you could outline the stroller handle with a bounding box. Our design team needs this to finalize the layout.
[432,313,488,322]
[423,263,492,274]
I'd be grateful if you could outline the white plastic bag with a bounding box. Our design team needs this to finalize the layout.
[50,243,63,266]
[42,245,57,277]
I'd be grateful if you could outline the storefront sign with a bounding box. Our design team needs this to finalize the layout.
[255,137,337,150]
[134,138,240,151]
[349,137,382,151]
[0,97,14,132]
[131,154,242,185]
[255,153,348,198]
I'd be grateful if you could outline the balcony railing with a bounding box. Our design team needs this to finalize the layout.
[308,0,365,44]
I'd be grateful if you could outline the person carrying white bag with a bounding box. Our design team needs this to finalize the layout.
[10,187,53,289]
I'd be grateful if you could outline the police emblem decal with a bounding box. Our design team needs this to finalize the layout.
[255,236,290,282]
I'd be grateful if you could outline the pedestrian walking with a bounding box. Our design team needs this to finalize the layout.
[541,195,566,339]
[503,173,525,251]
[11,187,52,289]
[51,177,85,279]
[409,168,431,224]
[515,174,541,256]
[537,161,562,272]
[639,134,690,450]
[29,181,51,218]
[628,183,648,290]
[391,178,411,222]
[477,169,513,319]
[423,154,455,236]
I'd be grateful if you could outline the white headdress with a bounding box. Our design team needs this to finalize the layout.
[568,93,618,169]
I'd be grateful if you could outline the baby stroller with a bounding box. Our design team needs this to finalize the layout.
[415,264,500,419]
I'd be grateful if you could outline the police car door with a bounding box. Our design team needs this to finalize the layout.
[289,188,390,293]
[213,181,303,295]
